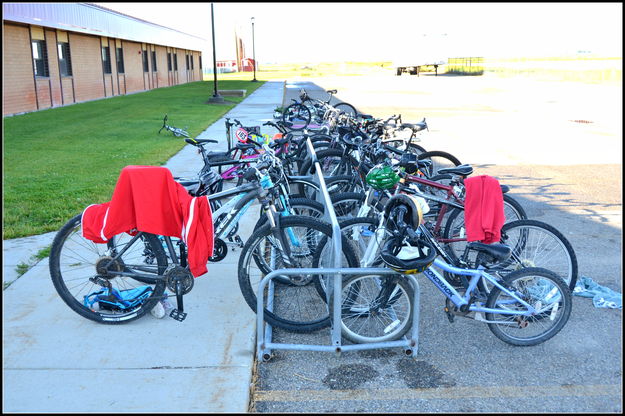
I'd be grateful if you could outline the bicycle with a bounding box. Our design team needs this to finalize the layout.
[282,88,358,131]
[326,195,572,345]
[159,114,190,138]
[48,148,348,324]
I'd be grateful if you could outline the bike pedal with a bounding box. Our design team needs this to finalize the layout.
[444,307,455,323]
[169,309,187,322]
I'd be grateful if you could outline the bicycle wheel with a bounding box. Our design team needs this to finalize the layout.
[49,214,167,324]
[385,141,427,158]
[496,219,578,290]
[237,215,360,332]
[417,151,462,177]
[313,216,389,301]
[333,102,358,117]
[485,267,572,346]
[331,192,366,218]
[253,197,325,231]
[294,174,363,200]
[282,103,311,131]
[331,273,414,343]
[298,148,358,177]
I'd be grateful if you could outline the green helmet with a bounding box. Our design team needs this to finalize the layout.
[365,164,400,190]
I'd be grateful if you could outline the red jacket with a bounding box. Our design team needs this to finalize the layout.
[463,175,505,244]
[81,165,213,278]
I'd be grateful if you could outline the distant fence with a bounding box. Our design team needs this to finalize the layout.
[446,57,484,75]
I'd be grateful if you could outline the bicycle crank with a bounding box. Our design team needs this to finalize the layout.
[209,238,228,262]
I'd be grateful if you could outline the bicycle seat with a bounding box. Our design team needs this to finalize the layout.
[327,89,337,94]
[468,242,511,263]
[194,139,218,144]
[400,121,427,132]
[437,164,473,176]
[500,184,510,194]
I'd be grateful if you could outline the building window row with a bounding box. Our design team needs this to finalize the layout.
[32,36,196,79]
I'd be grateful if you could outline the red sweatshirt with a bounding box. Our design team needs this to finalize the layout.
[81,165,214,277]
[463,175,505,244]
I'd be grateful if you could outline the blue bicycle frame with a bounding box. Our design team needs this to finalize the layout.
[423,258,537,317]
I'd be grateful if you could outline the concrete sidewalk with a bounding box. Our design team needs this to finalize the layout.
[2,80,284,413]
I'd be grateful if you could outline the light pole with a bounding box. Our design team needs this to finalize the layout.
[208,3,224,103]
[251,16,257,82]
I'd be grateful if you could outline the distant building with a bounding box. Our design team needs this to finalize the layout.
[2,2,206,116]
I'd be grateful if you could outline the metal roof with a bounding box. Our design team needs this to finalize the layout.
[2,2,207,51]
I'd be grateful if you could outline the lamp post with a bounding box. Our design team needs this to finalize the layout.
[251,16,257,82]
[209,3,224,103]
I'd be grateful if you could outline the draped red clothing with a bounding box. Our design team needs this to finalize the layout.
[81,165,213,278]
[463,175,505,244]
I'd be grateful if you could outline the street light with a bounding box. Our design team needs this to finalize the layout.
[208,3,224,103]
[251,16,257,82]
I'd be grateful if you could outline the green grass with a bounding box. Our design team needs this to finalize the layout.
[3,80,264,239]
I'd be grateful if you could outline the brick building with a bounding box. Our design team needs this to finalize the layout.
[2,3,206,116]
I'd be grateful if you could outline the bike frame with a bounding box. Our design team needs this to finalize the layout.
[355,218,537,320]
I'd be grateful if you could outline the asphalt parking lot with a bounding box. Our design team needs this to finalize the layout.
[249,73,622,412]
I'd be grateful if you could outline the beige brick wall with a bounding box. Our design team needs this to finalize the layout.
[155,45,169,87]
[61,77,75,105]
[69,32,106,103]
[122,40,144,93]
[3,24,37,115]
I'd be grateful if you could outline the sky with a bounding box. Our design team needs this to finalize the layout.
[97,2,623,64]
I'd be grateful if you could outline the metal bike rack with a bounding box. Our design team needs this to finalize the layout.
[256,137,422,361]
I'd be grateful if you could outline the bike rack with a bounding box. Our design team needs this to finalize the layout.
[256,137,422,361]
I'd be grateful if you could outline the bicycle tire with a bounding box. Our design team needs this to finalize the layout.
[443,216,578,291]
[313,216,389,300]
[417,151,462,177]
[282,103,311,131]
[331,192,366,218]
[237,215,360,332]
[385,141,427,157]
[331,273,414,343]
[496,219,578,290]
[485,267,572,346]
[49,214,168,324]
[294,174,362,200]
[252,197,325,231]
[333,102,358,117]
[298,148,358,177]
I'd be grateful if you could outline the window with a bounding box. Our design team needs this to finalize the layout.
[199,55,202,69]
[142,49,149,72]
[173,53,178,71]
[32,40,49,77]
[116,47,125,73]
[57,42,72,76]
[190,55,194,70]
[101,46,112,74]
[185,54,189,70]
[151,51,157,71]
[167,52,172,71]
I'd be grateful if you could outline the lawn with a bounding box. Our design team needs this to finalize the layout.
[3,80,264,239]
